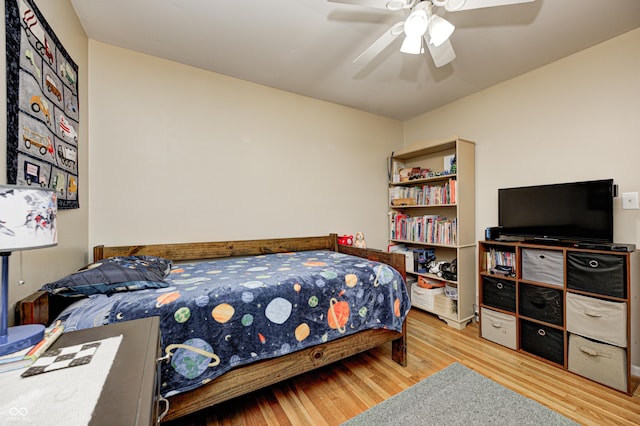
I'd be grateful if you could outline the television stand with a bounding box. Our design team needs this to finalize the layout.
[478,239,638,395]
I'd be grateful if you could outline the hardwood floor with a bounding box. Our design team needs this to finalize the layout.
[165,308,640,426]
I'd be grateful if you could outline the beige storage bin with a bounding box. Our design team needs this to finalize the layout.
[398,249,415,273]
[568,333,627,392]
[522,248,564,286]
[411,285,443,312]
[566,292,627,347]
[481,307,517,350]
[432,292,456,317]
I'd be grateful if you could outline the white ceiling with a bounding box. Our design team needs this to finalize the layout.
[70,0,640,121]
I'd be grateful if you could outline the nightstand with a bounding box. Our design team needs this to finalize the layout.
[51,316,163,425]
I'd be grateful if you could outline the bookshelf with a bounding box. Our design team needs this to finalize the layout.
[389,136,475,329]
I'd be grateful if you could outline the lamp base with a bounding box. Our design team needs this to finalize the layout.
[0,324,45,356]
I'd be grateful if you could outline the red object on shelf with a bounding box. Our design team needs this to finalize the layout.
[338,235,353,246]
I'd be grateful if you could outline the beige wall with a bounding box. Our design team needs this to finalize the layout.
[0,0,88,321]
[404,28,640,372]
[86,41,402,251]
[405,28,640,247]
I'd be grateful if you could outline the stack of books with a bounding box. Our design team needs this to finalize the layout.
[0,322,64,373]
[390,212,458,245]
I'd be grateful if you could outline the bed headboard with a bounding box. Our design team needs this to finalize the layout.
[93,234,339,262]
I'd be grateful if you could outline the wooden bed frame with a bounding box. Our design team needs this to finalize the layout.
[16,234,407,422]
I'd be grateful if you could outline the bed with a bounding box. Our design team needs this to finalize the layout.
[17,234,409,422]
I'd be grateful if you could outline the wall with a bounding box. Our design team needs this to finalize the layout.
[0,0,88,321]
[86,41,403,251]
[404,28,640,372]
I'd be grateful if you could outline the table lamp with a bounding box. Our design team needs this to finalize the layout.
[0,185,57,356]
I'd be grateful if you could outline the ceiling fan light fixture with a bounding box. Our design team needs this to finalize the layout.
[428,15,455,47]
[386,0,414,11]
[444,0,466,12]
[400,3,429,55]
[400,36,424,54]
[403,8,429,37]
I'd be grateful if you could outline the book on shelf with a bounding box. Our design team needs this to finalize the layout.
[391,212,457,245]
[389,178,457,206]
[485,249,516,274]
[0,322,64,373]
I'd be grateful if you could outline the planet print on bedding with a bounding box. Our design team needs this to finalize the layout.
[57,250,410,398]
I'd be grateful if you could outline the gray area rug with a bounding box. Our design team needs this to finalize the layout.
[342,362,578,425]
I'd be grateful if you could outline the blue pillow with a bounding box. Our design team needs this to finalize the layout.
[41,255,172,296]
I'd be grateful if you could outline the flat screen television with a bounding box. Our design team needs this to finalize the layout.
[498,179,614,243]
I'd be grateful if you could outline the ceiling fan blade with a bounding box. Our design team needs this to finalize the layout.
[354,21,405,65]
[445,0,535,12]
[426,38,456,67]
[327,0,415,11]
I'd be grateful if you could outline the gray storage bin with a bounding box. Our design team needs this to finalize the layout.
[566,292,627,347]
[568,333,627,392]
[522,248,564,286]
[481,307,517,350]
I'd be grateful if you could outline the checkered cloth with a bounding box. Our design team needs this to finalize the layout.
[21,341,101,377]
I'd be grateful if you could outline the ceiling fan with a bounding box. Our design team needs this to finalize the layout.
[329,0,535,68]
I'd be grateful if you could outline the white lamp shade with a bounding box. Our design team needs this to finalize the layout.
[429,15,455,47]
[400,36,424,54]
[404,8,429,38]
[401,7,429,55]
[0,185,57,252]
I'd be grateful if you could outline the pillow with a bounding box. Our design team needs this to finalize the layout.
[41,255,173,296]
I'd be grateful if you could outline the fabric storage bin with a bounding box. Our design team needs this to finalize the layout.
[521,248,564,286]
[568,333,627,392]
[432,292,456,317]
[566,292,627,347]
[482,276,516,312]
[411,285,443,311]
[567,252,626,298]
[520,319,564,365]
[481,308,517,350]
[519,283,563,326]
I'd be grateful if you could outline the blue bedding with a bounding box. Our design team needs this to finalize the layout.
[55,250,410,397]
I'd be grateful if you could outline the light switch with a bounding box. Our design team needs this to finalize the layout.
[622,192,639,210]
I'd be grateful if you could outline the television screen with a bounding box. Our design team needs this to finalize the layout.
[498,179,614,243]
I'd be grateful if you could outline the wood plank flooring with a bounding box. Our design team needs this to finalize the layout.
[165,308,640,426]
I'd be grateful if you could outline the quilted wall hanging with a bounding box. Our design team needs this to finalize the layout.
[5,0,79,209]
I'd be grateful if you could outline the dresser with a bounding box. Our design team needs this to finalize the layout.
[50,317,164,425]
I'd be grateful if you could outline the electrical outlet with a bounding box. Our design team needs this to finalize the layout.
[622,192,639,210]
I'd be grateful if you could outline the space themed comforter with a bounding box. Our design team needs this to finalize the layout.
[54,250,410,397]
